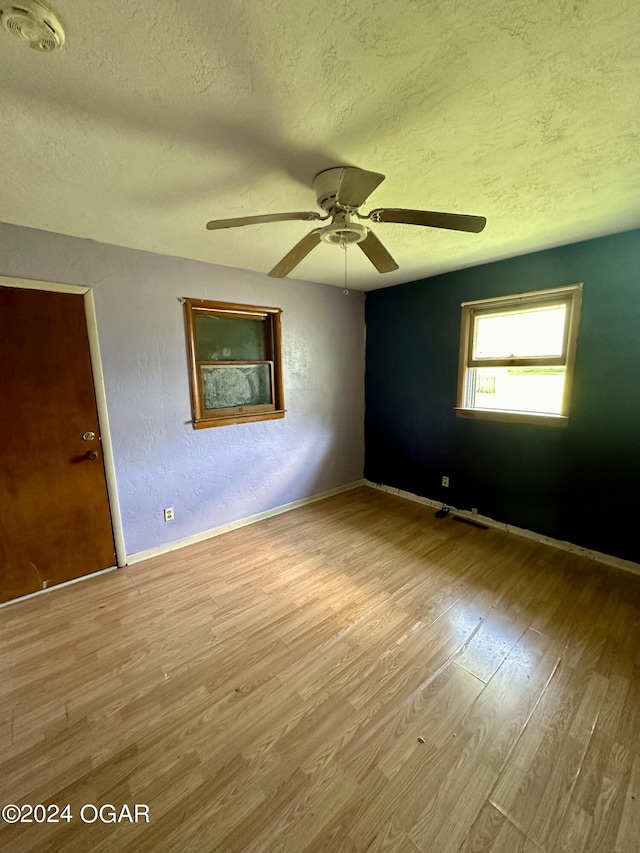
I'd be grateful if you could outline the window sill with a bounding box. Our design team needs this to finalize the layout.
[455,408,569,428]
[194,409,285,429]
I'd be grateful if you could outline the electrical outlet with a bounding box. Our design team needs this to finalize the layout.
[164,507,174,522]
[442,476,449,487]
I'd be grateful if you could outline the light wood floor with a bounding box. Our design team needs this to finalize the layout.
[1,486,639,852]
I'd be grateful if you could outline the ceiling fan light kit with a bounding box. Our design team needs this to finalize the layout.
[205,166,487,279]
[319,216,368,246]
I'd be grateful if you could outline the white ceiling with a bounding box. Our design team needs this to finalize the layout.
[0,0,638,290]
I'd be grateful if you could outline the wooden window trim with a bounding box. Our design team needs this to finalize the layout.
[454,408,569,428]
[185,298,285,429]
[456,284,582,425]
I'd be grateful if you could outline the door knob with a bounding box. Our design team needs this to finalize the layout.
[87,451,99,460]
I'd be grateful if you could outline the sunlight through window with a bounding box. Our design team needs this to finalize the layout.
[456,285,582,426]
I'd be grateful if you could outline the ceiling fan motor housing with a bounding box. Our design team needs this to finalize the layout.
[313,167,354,213]
[313,168,370,244]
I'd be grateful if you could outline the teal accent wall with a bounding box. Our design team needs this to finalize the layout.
[365,229,640,564]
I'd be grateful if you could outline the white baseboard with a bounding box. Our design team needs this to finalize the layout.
[127,480,366,565]
[365,480,640,577]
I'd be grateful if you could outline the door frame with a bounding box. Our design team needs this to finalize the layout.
[0,275,126,568]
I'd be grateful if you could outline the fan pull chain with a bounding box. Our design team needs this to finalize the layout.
[342,233,349,295]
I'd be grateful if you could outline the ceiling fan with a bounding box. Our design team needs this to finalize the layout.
[205,167,486,278]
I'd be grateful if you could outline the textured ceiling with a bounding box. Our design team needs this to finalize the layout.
[0,0,638,289]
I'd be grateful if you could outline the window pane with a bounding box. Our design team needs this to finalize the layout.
[467,366,565,415]
[195,314,268,361]
[201,364,272,410]
[473,304,566,359]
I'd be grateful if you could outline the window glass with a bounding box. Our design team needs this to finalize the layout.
[195,314,268,362]
[201,364,272,409]
[472,304,566,360]
[467,366,565,414]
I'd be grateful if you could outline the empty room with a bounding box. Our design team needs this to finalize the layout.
[1,0,639,851]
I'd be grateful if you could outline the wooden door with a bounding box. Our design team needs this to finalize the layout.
[0,286,116,604]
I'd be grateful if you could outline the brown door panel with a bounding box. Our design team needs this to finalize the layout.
[0,287,116,603]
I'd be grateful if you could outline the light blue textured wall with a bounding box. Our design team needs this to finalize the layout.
[0,222,364,556]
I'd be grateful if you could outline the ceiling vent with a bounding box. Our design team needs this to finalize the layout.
[0,0,64,51]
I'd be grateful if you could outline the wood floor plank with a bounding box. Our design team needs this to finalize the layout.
[353,817,421,852]
[340,661,483,784]
[582,739,633,853]
[407,742,496,852]
[1,486,639,852]
[458,800,539,852]
[615,749,640,853]
[455,628,562,774]
[452,607,528,683]
[554,802,593,853]
[489,661,611,849]
[303,767,390,853]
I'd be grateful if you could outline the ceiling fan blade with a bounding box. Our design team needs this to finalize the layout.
[206,211,323,230]
[268,231,322,278]
[369,208,487,233]
[358,230,399,273]
[335,168,385,209]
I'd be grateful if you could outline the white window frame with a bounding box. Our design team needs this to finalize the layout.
[455,284,583,427]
